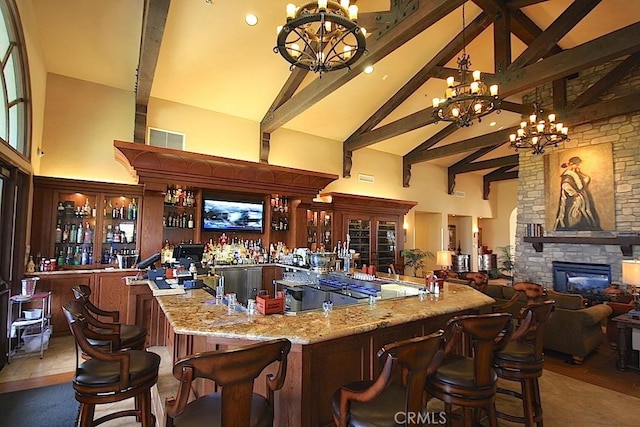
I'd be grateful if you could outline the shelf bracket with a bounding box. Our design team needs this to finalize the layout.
[532,242,543,252]
[621,244,633,257]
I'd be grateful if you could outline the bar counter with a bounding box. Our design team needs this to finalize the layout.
[153,279,493,345]
[149,275,494,426]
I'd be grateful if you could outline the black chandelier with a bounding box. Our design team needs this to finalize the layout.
[274,1,367,75]
[509,101,569,155]
[432,4,500,127]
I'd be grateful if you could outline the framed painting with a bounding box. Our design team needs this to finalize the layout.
[544,143,615,231]
[448,225,456,250]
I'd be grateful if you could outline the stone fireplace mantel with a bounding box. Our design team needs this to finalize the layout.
[523,236,640,256]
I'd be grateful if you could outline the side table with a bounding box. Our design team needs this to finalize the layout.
[612,313,640,371]
[7,291,52,361]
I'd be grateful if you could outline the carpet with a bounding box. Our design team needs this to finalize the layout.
[0,382,79,427]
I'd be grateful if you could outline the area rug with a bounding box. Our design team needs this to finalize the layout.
[0,382,79,427]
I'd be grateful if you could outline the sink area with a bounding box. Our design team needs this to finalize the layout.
[278,271,426,312]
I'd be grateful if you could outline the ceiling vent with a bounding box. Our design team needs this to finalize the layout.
[148,128,185,150]
[358,174,374,183]
[455,191,466,198]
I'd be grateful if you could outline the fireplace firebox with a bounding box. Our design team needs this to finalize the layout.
[552,261,611,304]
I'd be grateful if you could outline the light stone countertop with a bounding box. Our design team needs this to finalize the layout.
[153,281,495,345]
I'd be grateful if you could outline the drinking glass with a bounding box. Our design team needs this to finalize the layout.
[226,293,237,314]
[322,300,333,317]
[247,299,256,315]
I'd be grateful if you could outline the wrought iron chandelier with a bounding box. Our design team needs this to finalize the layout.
[432,4,500,127]
[274,1,367,75]
[509,101,569,155]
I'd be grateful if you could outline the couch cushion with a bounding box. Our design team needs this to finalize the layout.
[546,290,585,310]
[484,284,504,299]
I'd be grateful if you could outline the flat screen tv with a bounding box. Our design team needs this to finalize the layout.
[202,198,264,233]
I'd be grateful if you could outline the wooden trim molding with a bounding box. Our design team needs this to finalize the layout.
[322,192,417,216]
[114,140,338,197]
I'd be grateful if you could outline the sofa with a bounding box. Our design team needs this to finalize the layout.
[481,284,613,364]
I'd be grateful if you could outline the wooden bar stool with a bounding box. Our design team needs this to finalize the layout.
[494,300,556,426]
[425,313,513,427]
[165,338,291,427]
[63,300,160,427]
[331,330,445,427]
[72,284,147,351]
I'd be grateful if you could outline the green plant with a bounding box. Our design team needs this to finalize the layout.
[497,245,515,280]
[400,248,434,277]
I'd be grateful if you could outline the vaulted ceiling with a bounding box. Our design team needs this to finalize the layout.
[29,0,640,198]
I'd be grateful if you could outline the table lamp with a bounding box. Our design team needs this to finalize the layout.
[622,259,640,312]
[437,250,452,278]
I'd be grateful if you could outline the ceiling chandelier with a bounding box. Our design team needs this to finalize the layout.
[274,1,367,75]
[509,101,569,155]
[432,5,500,127]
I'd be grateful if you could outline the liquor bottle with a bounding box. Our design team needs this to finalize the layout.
[164,188,172,205]
[181,213,187,228]
[284,197,289,213]
[112,203,118,219]
[106,224,113,243]
[76,222,84,244]
[55,221,62,243]
[26,256,35,273]
[57,202,65,212]
[113,225,121,243]
[70,223,77,243]
[57,250,65,267]
[127,201,133,220]
[131,198,138,220]
[188,214,194,229]
[103,199,108,218]
[81,247,88,265]
[119,204,125,220]
[92,203,97,218]
[83,198,90,217]
[74,247,81,265]
[84,222,92,244]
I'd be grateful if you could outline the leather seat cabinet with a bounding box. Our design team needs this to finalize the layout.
[63,300,160,427]
[494,300,556,426]
[72,284,147,351]
[425,312,513,427]
[165,338,291,427]
[331,330,445,427]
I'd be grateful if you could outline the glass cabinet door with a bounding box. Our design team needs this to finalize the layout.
[347,219,371,267]
[100,195,139,265]
[54,192,98,268]
[376,220,397,271]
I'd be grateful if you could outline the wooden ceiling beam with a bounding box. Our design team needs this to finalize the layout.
[509,0,601,70]
[406,124,459,158]
[261,0,463,134]
[452,154,519,174]
[499,22,640,97]
[345,12,492,141]
[483,166,519,199]
[134,0,171,144]
[570,52,640,109]
[506,0,548,9]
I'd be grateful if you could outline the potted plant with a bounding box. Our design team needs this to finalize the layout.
[497,245,515,284]
[400,248,435,277]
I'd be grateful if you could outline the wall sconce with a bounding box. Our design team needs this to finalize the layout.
[403,221,408,242]
[37,147,45,158]
[472,225,479,238]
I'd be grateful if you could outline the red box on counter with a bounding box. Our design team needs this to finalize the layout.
[257,291,285,315]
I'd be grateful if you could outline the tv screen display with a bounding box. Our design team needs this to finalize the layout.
[202,199,264,233]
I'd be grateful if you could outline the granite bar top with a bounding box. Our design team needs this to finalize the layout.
[151,279,494,345]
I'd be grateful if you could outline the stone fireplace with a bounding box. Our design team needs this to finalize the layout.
[513,63,640,287]
[552,261,611,304]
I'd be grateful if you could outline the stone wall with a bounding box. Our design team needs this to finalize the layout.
[514,61,640,287]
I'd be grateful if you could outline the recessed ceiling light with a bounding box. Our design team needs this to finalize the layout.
[364,65,374,74]
[489,121,496,127]
[204,0,213,4]
[245,14,258,26]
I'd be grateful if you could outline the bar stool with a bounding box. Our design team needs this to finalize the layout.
[425,313,512,427]
[494,300,555,426]
[63,300,160,427]
[165,338,291,427]
[331,330,445,427]
[72,284,147,351]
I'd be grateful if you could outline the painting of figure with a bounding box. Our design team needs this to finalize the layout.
[545,143,614,232]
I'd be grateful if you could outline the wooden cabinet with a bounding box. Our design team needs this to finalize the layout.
[296,202,333,251]
[31,177,143,269]
[126,282,166,348]
[35,272,93,337]
[325,193,416,272]
[32,269,133,337]
[163,185,199,246]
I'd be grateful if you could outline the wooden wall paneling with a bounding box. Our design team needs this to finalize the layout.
[140,182,165,261]
[38,272,94,337]
[93,270,131,322]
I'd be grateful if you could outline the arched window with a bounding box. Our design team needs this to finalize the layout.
[0,0,30,158]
